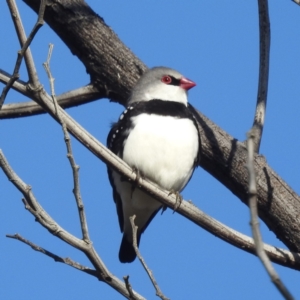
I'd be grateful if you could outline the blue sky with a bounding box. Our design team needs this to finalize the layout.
[1,1,300,299]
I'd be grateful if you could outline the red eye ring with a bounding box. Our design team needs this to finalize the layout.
[161,75,172,84]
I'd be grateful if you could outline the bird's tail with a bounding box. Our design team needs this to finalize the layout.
[119,232,141,263]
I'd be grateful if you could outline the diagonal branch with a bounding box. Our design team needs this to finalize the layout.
[130,216,169,300]
[14,79,300,271]
[0,150,145,300]
[7,233,98,277]
[21,0,300,253]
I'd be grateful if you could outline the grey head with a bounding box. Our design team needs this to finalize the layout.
[128,67,196,106]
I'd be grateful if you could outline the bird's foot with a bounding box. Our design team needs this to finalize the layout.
[168,190,183,212]
[161,205,168,215]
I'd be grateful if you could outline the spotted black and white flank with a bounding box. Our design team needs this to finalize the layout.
[107,67,200,263]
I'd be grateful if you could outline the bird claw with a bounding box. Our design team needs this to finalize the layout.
[161,205,168,215]
[168,190,183,212]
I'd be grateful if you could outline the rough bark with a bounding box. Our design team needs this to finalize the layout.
[22,0,300,252]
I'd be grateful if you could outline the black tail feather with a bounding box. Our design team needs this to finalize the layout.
[119,233,141,263]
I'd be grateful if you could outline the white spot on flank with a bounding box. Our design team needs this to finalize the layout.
[120,114,124,120]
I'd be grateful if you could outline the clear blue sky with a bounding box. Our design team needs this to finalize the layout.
[1,1,300,299]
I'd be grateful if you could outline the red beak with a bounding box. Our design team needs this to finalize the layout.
[180,77,196,90]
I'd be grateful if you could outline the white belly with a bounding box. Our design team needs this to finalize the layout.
[122,113,199,192]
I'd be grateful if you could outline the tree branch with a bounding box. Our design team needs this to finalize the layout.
[5,77,298,271]
[0,150,145,300]
[247,130,294,300]
[130,216,169,300]
[43,43,90,241]
[6,233,98,277]
[0,69,103,119]
[250,0,270,152]
[0,0,45,109]
[19,0,300,254]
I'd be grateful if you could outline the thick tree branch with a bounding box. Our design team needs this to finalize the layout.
[23,0,147,106]
[0,0,295,257]
[7,76,298,271]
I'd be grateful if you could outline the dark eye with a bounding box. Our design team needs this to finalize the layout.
[161,75,172,84]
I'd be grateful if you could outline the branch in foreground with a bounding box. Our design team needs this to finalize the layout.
[2,73,299,270]
[7,233,98,277]
[0,150,145,300]
[247,131,294,300]
[130,216,169,300]
[123,276,138,300]
[250,0,271,152]
[23,0,300,252]
[0,0,45,109]
[43,43,90,242]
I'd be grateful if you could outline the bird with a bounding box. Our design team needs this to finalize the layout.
[107,66,200,263]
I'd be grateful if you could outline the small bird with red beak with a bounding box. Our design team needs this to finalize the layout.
[107,67,200,263]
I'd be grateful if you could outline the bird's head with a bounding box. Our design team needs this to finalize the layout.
[128,67,196,106]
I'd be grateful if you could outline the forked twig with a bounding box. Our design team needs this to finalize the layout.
[0,0,46,109]
[0,149,145,299]
[130,215,170,300]
[43,44,90,242]
[247,131,294,300]
[123,276,138,300]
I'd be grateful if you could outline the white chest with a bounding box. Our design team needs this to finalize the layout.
[122,113,199,191]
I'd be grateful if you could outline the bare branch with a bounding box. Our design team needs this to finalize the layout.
[0,0,46,109]
[247,131,294,300]
[21,0,300,253]
[130,216,169,300]
[0,150,145,300]
[123,276,138,300]
[4,77,299,270]
[0,70,104,119]
[250,0,270,152]
[292,0,300,5]
[43,43,90,241]
[6,233,98,277]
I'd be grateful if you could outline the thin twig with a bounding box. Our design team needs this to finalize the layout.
[247,130,294,300]
[6,233,98,277]
[0,70,103,119]
[0,0,46,109]
[251,0,271,152]
[42,44,90,242]
[130,215,169,300]
[123,276,138,300]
